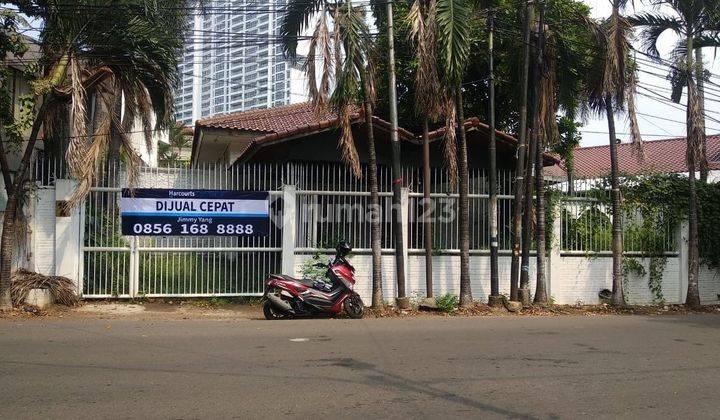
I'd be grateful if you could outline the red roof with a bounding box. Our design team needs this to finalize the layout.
[546,135,720,179]
[196,102,346,133]
[193,102,411,164]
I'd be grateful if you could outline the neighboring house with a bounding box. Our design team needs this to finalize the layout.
[2,35,41,177]
[546,135,720,184]
[192,102,559,169]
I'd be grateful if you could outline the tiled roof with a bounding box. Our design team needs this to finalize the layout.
[426,117,560,165]
[546,135,720,179]
[196,102,354,133]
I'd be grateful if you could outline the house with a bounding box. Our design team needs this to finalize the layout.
[546,135,720,183]
[191,102,559,169]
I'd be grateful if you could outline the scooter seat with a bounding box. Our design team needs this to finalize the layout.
[276,274,316,287]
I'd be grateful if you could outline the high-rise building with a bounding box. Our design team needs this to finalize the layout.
[174,1,306,126]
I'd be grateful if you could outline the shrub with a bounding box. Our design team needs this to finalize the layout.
[435,294,458,313]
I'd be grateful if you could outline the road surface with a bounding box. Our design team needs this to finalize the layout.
[1,314,719,419]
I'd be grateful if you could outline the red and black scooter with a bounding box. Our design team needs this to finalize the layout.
[262,242,364,319]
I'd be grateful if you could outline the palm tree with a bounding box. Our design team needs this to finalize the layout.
[408,0,443,299]
[281,0,385,307]
[630,0,720,308]
[0,0,189,308]
[159,122,192,166]
[510,0,533,303]
[581,0,642,307]
[435,0,473,307]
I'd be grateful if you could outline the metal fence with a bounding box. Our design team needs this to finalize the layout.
[552,178,677,255]
[32,155,680,298]
[80,163,285,297]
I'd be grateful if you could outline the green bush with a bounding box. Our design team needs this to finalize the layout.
[435,294,458,313]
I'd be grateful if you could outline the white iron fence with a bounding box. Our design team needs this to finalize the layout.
[31,157,679,298]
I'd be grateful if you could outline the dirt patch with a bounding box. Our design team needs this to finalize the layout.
[365,303,720,318]
[0,299,264,321]
[2,300,719,321]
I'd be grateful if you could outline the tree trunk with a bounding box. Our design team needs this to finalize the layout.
[687,158,700,308]
[510,1,532,302]
[385,2,407,305]
[422,118,433,298]
[0,99,49,308]
[695,48,708,184]
[533,117,547,304]
[686,35,701,308]
[606,93,625,306]
[457,90,472,308]
[487,14,500,303]
[519,126,534,303]
[364,99,384,308]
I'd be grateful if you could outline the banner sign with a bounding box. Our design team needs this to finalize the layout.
[120,189,269,236]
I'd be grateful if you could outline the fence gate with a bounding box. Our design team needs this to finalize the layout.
[80,163,285,298]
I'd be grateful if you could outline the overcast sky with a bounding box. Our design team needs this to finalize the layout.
[579,0,720,146]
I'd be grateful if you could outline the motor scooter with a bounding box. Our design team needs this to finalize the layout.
[262,242,364,319]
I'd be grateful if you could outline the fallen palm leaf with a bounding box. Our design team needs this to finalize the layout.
[10,268,79,307]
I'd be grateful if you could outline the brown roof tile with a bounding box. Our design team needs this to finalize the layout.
[196,102,353,133]
[547,135,720,179]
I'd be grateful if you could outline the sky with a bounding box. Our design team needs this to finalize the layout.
[579,0,720,146]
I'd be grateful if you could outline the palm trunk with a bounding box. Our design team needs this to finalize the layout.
[510,1,532,302]
[422,118,433,298]
[687,156,700,308]
[0,99,49,308]
[533,115,548,304]
[385,1,407,306]
[519,125,534,306]
[487,14,500,304]
[456,90,472,307]
[606,93,625,306]
[363,98,384,308]
[686,35,701,308]
[695,48,708,184]
[567,163,574,195]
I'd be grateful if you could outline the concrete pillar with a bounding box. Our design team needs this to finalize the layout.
[281,185,297,275]
[54,180,82,295]
[400,187,410,294]
[678,221,689,304]
[548,200,563,301]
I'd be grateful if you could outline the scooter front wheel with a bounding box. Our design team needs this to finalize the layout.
[263,300,290,320]
[343,295,364,319]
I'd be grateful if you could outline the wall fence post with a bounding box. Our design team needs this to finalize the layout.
[281,184,297,276]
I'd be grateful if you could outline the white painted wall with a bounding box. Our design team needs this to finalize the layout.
[32,188,56,276]
[293,253,702,306]
[20,177,720,305]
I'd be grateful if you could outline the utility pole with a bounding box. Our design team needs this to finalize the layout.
[510,0,532,303]
[386,0,408,308]
[487,11,502,307]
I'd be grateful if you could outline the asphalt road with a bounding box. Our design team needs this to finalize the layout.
[1,314,720,419]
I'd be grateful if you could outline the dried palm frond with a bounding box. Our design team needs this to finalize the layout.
[409,0,441,120]
[305,10,332,115]
[67,56,88,183]
[65,112,112,209]
[337,104,361,177]
[10,268,79,307]
[442,93,458,190]
[625,69,644,159]
[537,30,559,148]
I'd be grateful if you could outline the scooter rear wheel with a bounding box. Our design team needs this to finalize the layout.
[263,300,290,320]
[343,295,365,319]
